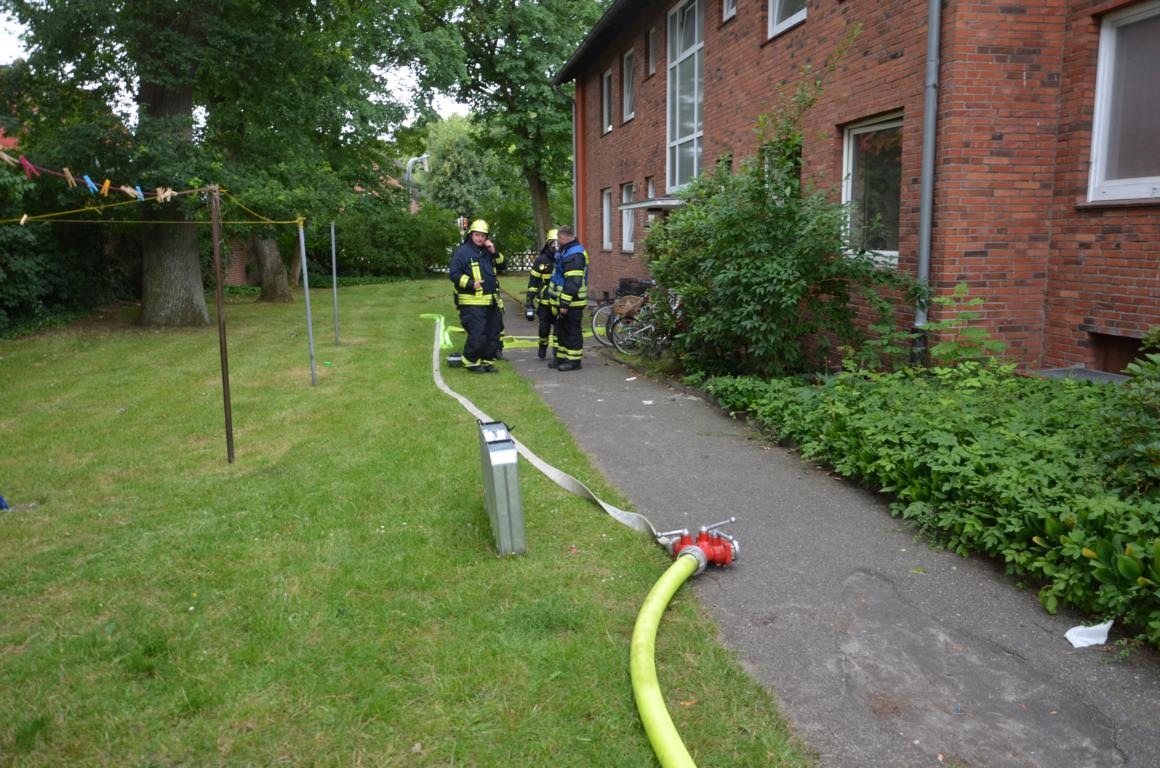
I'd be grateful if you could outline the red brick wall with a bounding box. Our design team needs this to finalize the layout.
[225,239,257,286]
[1045,0,1160,368]
[570,0,1159,368]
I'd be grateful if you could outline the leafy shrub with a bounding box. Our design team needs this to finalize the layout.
[331,193,458,279]
[645,58,923,378]
[1,173,136,336]
[705,363,1160,645]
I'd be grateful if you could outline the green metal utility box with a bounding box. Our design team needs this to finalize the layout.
[478,420,526,556]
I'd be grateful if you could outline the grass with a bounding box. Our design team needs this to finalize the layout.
[0,281,813,767]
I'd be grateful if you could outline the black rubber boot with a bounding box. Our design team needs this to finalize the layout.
[537,344,547,359]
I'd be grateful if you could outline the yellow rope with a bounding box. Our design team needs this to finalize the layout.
[1,186,300,226]
[1,218,302,225]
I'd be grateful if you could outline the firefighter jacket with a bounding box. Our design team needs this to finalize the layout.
[449,237,501,307]
[526,244,556,310]
[547,241,588,309]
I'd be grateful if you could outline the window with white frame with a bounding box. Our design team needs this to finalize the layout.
[1088,0,1160,202]
[667,0,703,190]
[623,50,636,121]
[724,0,736,21]
[647,27,657,75]
[768,0,806,38]
[602,188,613,249]
[843,114,903,265]
[601,69,613,133]
[621,183,636,250]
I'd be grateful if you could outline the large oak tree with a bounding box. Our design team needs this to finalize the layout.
[3,0,457,323]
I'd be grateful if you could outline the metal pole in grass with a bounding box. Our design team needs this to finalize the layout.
[330,220,340,346]
[208,186,236,463]
[297,218,318,386]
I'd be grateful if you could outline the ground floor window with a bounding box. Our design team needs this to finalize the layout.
[621,183,635,251]
[1089,0,1160,201]
[843,114,903,266]
[601,188,613,250]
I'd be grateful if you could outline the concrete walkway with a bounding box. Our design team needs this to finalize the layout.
[507,341,1160,768]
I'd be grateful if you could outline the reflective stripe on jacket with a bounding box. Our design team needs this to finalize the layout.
[526,247,555,307]
[547,242,588,308]
[449,239,499,307]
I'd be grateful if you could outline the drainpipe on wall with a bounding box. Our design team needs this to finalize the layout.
[573,81,588,238]
[913,0,943,362]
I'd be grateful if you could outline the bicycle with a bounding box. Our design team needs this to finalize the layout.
[609,284,682,357]
[589,296,615,347]
[589,279,654,347]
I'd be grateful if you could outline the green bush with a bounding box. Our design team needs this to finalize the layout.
[704,362,1160,645]
[332,194,458,278]
[1,173,136,336]
[644,68,922,378]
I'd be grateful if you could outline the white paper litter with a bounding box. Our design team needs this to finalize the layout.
[642,400,654,405]
[626,377,637,381]
[1065,619,1113,648]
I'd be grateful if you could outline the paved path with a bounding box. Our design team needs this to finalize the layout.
[507,342,1160,768]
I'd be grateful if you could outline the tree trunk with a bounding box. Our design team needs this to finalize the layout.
[525,169,551,245]
[253,235,293,303]
[139,223,209,325]
[137,80,209,326]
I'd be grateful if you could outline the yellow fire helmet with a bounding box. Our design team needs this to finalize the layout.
[547,228,558,241]
[468,219,489,235]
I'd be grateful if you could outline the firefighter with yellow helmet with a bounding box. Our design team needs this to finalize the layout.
[546,224,588,371]
[448,219,503,373]
[525,227,559,360]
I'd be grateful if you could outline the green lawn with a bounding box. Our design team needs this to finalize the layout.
[0,281,812,767]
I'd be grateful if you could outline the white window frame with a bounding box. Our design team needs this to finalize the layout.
[602,188,613,250]
[645,177,658,225]
[667,0,704,191]
[842,112,903,268]
[1088,0,1160,202]
[723,0,736,21]
[623,50,636,121]
[601,69,613,134]
[621,183,636,251]
[768,0,807,39]
[647,27,657,75]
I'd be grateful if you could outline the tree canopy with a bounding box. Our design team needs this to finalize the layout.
[1,0,461,325]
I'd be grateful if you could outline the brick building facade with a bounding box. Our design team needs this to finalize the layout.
[555,0,1159,371]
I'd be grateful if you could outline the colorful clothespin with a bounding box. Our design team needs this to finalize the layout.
[119,184,138,199]
[18,155,41,179]
[0,150,17,167]
[63,168,78,188]
[135,185,144,201]
[20,214,29,225]
[155,187,176,203]
[99,178,111,196]
[83,175,100,194]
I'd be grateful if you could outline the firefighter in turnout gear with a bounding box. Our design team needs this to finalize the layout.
[526,228,559,360]
[448,219,502,373]
[547,225,588,371]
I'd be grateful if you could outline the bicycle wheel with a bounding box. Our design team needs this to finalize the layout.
[610,315,646,355]
[590,302,613,346]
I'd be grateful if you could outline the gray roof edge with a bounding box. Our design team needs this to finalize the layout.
[553,0,646,86]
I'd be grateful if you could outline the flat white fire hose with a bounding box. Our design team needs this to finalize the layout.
[421,313,659,538]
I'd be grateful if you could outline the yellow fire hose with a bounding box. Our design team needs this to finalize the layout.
[630,548,708,768]
[422,313,728,767]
